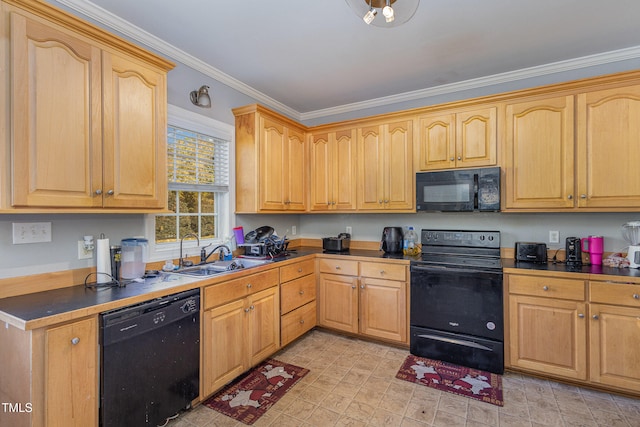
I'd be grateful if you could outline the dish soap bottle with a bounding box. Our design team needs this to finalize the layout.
[403,227,420,256]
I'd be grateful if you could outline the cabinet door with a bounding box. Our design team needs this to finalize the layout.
[318,273,359,333]
[359,278,407,343]
[385,121,413,210]
[45,317,98,427]
[285,127,307,211]
[102,51,167,209]
[248,287,280,366]
[357,125,385,210]
[504,95,575,209]
[333,129,357,210]
[260,117,287,210]
[11,12,102,208]
[456,107,497,168]
[203,299,247,395]
[309,132,332,211]
[417,113,455,171]
[577,85,640,208]
[590,303,640,390]
[509,295,587,380]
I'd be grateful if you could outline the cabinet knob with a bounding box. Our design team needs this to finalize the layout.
[450,157,455,161]
[299,290,304,295]
[360,284,365,289]
[379,200,384,204]
[245,308,250,313]
[542,286,549,291]
[327,202,331,205]
[380,270,386,275]
[580,194,587,199]
[384,200,389,203]
[299,319,305,324]
[250,305,255,310]
[332,201,336,205]
[335,266,341,270]
[633,294,639,299]
[71,337,80,345]
[457,156,461,161]
[247,283,252,288]
[592,314,599,320]
[95,189,102,195]
[578,313,585,318]
[351,285,356,289]
[107,189,114,195]
[298,268,303,273]
[567,195,573,200]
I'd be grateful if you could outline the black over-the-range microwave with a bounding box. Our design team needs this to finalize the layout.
[416,167,501,212]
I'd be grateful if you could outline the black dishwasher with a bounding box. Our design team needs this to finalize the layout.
[100,288,200,427]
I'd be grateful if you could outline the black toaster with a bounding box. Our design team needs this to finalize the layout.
[322,233,351,252]
[515,242,548,263]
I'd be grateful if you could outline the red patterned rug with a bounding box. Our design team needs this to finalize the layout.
[396,355,504,406]
[203,359,309,425]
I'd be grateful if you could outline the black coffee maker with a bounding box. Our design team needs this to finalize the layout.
[565,237,582,266]
[381,227,403,253]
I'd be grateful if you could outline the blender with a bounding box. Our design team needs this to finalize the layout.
[622,221,640,268]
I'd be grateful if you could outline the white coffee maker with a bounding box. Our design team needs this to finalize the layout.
[622,221,640,268]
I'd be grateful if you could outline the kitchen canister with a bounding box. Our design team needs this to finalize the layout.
[120,238,148,279]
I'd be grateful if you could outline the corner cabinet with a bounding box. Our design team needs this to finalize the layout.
[234,104,307,213]
[416,105,497,171]
[1,0,174,211]
[357,120,414,212]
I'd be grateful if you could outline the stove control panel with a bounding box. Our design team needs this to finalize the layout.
[421,230,500,248]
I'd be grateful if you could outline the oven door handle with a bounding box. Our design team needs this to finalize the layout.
[410,265,502,275]
[417,333,493,351]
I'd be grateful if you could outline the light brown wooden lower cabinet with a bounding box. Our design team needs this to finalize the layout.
[202,285,280,397]
[318,258,408,345]
[507,273,640,395]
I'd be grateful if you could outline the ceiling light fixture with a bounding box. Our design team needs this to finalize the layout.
[190,85,211,108]
[346,0,419,28]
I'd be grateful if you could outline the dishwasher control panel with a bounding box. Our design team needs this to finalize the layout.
[181,299,198,313]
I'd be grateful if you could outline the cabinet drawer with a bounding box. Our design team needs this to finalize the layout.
[280,258,315,283]
[281,274,316,314]
[508,274,585,300]
[318,258,358,276]
[281,301,316,346]
[360,261,406,281]
[590,281,640,307]
[204,269,279,309]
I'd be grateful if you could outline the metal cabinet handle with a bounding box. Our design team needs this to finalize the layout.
[95,189,102,195]
[335,266,341,270]
[360,284,365,289]
[379,199,384,204]
[580,194,587,199]
[247,283,252,288]
[380,270,386,275]
[578,313,585,318]
[299,290,304,295]
[543,286,549,291]
[351,285,356,289]
[298,268,303,273]
[299,319,305,324]
[384,200,389,203]
[71,337,80,345]
[633,294,639,299]
[450,157,455,161]
[457,156,461,161]
[592,314,599,320]
[567,195,573,200]
[245,308,250,313]
[107,189,114,195]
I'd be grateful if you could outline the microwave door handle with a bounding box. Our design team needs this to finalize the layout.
[473,173,479,210]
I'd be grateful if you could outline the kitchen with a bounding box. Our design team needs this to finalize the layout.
[3,0,640,426]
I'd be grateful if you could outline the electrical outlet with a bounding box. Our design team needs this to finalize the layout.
[291,226,297,235]
[12,222,52,244]
[78,241,93,259]
[346,226,352,235]
[549,230,560,244]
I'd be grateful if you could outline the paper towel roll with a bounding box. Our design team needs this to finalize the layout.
[96,237,111,283]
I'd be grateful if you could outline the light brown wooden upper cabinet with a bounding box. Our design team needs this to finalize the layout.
[309,129,357,211]
[503,95,575,210]
[234,105,307,213]
[4,1,173,211]
[576,84,640,209]
[357,120,414,211]
[416,106,497,171]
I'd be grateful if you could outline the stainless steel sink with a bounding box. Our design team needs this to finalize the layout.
[172,258,272,277]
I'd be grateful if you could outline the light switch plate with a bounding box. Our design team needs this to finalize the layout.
[12,222,52,244]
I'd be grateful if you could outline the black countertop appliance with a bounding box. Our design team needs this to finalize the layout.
[566,237,583,266]
[381,227,403,253]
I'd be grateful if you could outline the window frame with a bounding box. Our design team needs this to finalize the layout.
[144,104,235,262]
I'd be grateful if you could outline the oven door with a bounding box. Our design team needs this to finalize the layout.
[410,264,503,341]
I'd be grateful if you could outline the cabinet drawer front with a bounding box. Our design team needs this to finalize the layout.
[360,261,406,281]
[508,274,585,300]
[281,274,316,314]
[281,301,316,347]
[318,258,358,275]
[280,258,315,283]
[204,269,279,309]
[590,281,640,307]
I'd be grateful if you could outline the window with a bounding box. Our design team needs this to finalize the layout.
[145,105,234,261]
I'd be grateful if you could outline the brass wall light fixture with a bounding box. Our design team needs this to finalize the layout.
[346,0,419,28]
[190,85,211,108]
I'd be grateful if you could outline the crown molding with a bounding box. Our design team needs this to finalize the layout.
[56,0,640,122]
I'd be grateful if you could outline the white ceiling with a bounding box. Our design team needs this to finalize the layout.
[57,0,640,120]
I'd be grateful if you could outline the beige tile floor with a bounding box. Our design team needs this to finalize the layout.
[170,330,640,427]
